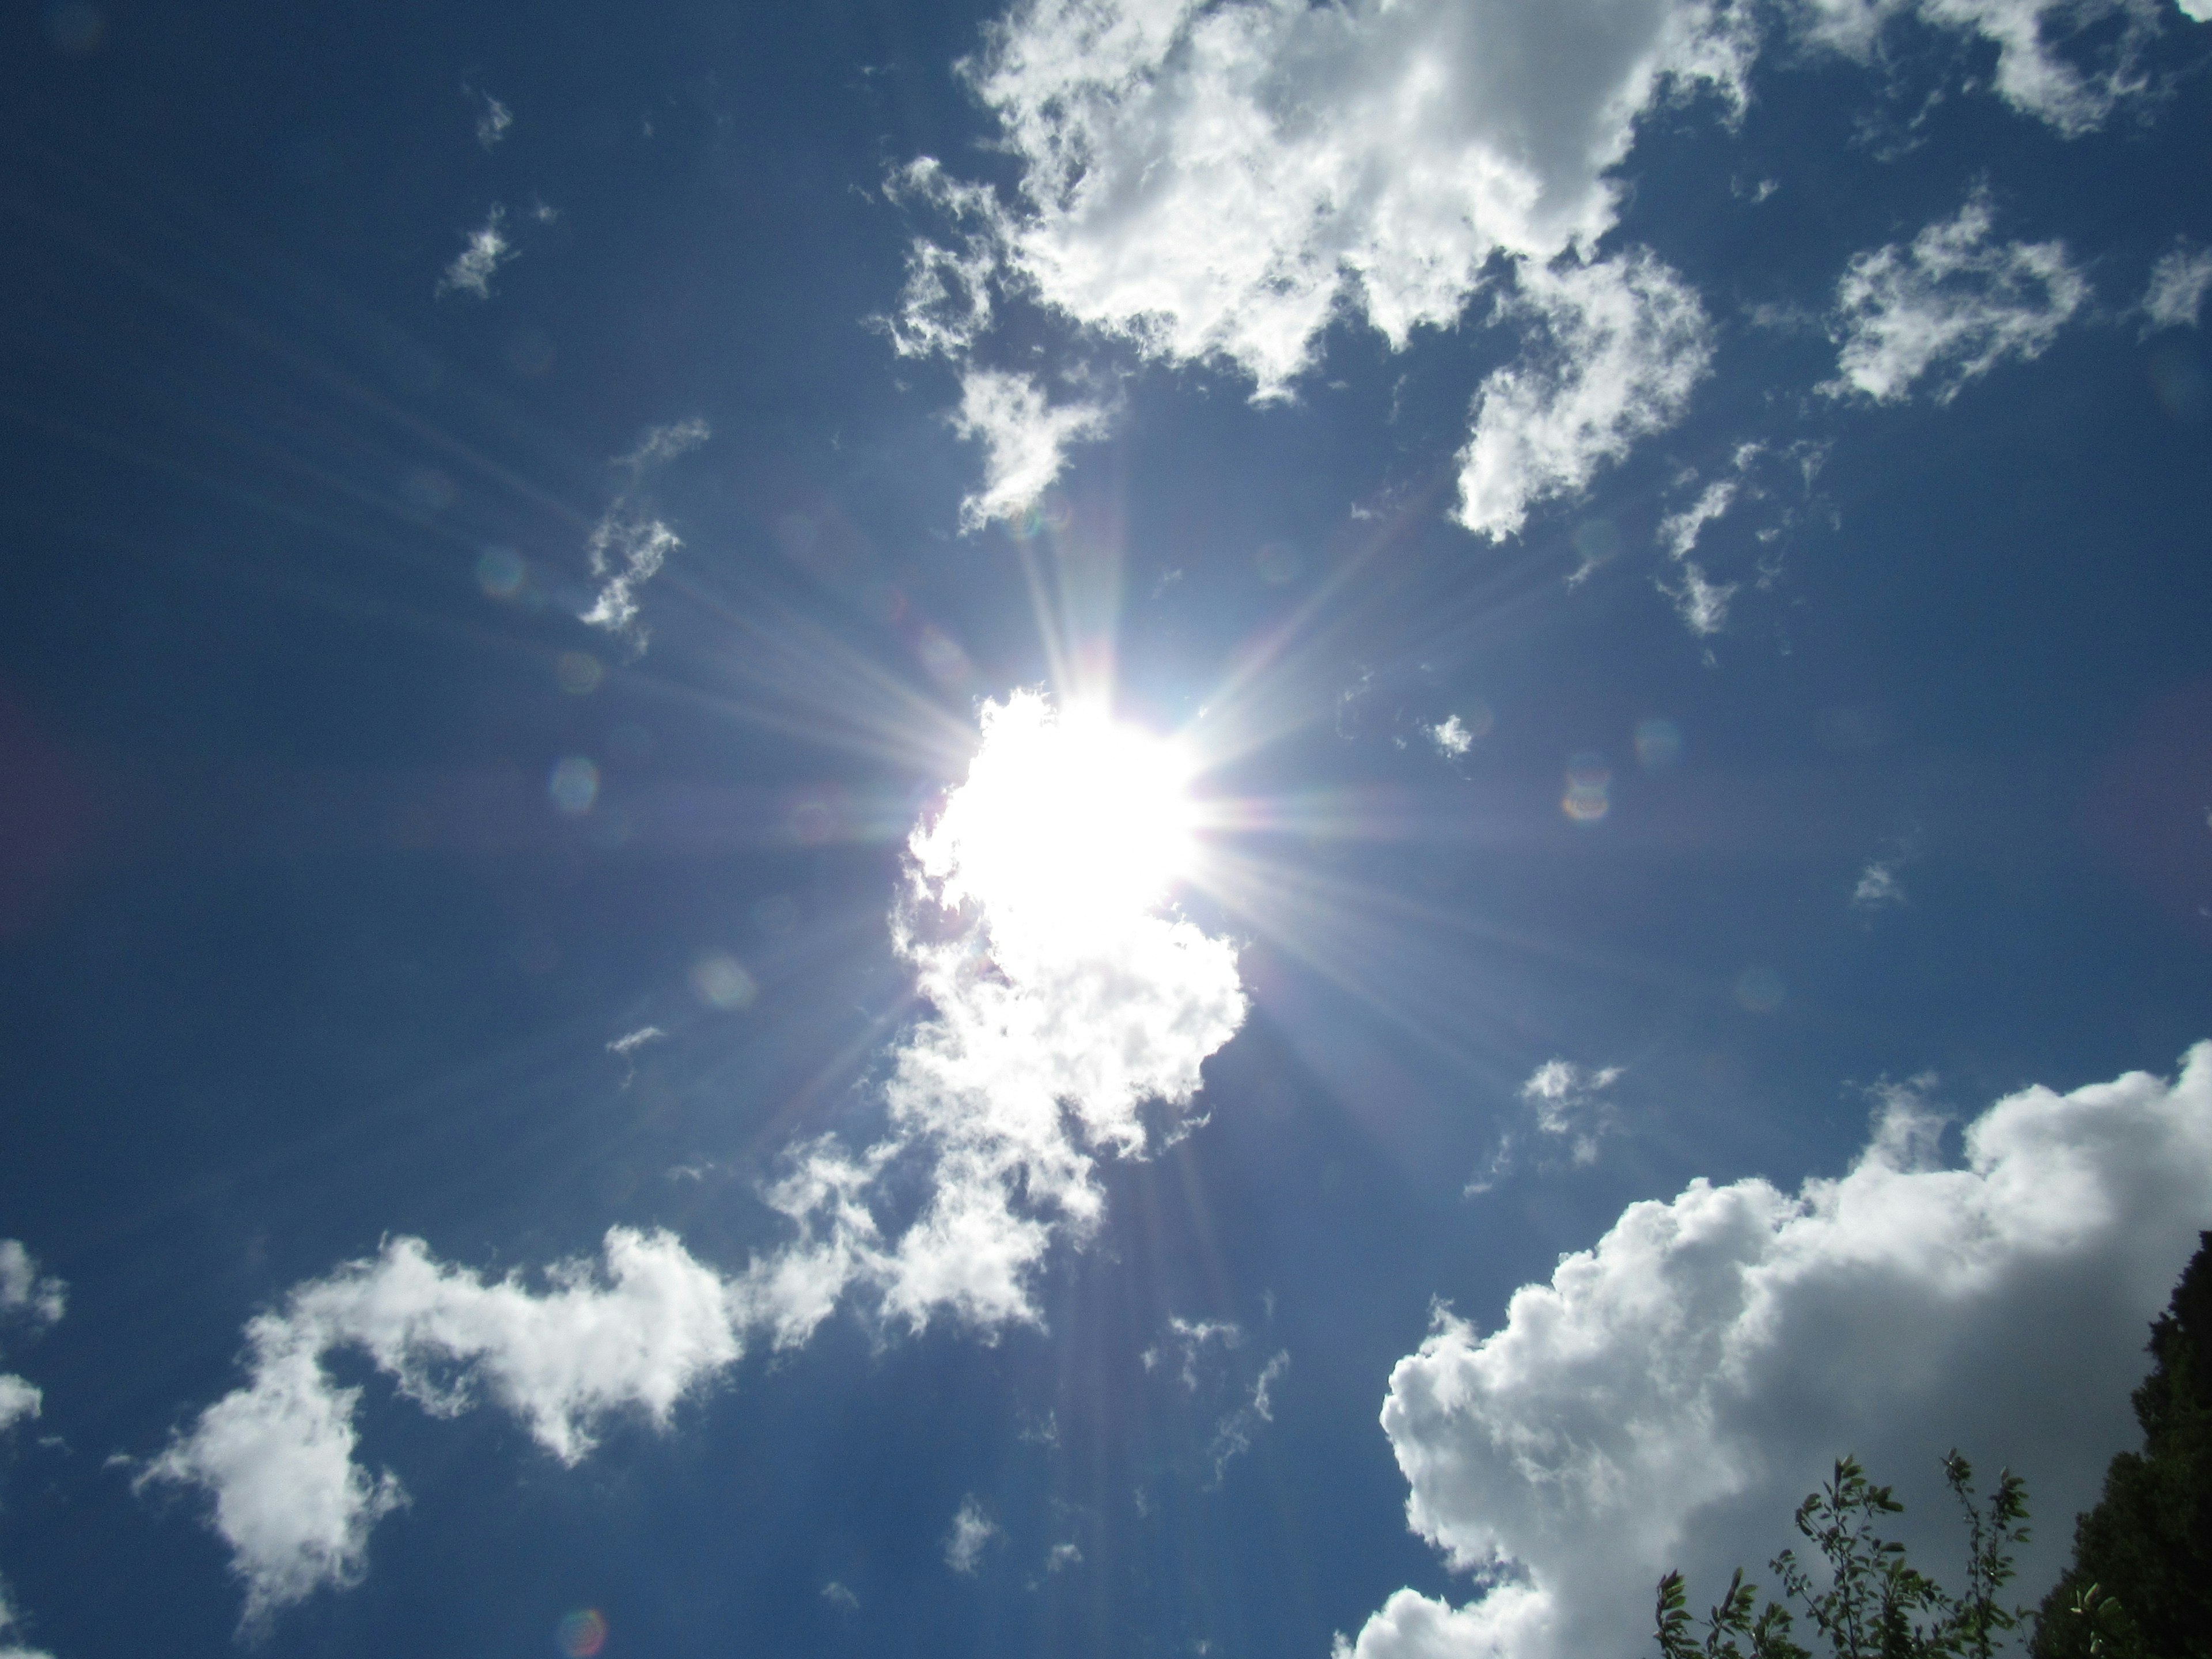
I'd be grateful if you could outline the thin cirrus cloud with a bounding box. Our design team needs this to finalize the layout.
[2141,240,2212,332]
[1790,0,2183,137]
[578,418,711,651]
[145,691,1249,1624]
[1342,1046,2212,1659]
[435,204,516,300]
[1823,190,2089,405]
[885,0,1752,531]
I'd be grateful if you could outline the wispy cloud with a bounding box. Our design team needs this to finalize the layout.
[1824,190,2088,404]
[1456,253,1714,541]
[949,370,1111,531]
[0,1241,61,1659]
[474,92,511,149]
[2142,240,2212,333]
[1207,1350,1288,1486]
[944,1495,1000,1575]
[579,419,711,652]
[436,205,516,299]
[1519,1059,1624,1166]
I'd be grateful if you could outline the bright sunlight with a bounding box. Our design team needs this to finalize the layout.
[911,690,1200,952]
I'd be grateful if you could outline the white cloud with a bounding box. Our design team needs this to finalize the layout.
[0,1244,62,1331]
[1208,1349,1289,1485]
[0,1378,38,1436]
[1046,1540,1083,1572]
[2182,0,2212,21]
[1824,190,2088,404]
[822,1580,859,1611]
[0,1248,58,1659]
[0,1588,52,1659]
[142,1227,743,1627]
[606,1026,667,1059]
[1853,858,1908,908]
[579,419,711,649]
[949,370,1111,530]
[1658,478,1739,560]
[945,1495,1000,1574]
[156,691,1249,1622]
[474,93,512,149]
[1520,1060,1625,1166]
[437,206,515,299]
[1143,1317,1245,1391]
[1340,1046,2212,1659]
[1427,717,1475,760]
[1456,254,1714,541]
[940,0,1748,396]
[2142,241,2212,331]
[891,0,1746,524]
[1789,1,2167,135]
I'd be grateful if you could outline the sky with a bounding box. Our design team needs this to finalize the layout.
[2,2,2211,1658]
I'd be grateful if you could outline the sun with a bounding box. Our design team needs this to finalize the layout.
[912,690,1200,950]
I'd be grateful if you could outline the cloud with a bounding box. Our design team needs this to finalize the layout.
[606,1026,667,1059]
[1658,478,1740,560]
[474,92,512,149]
[949,370,1111,530]
[1456,253,1715,541]
[0,1244,59,1659]
[1207,1350,1289,1486]
[154,691,1249,1622]
[1519,1060,1625,1166]
[1046,1540,1083,1572]
[2142,241,2212,332]
[0,1588,52,1659]
[142,1227,744,1628]
[579,419,711,650]
[437,206,515,300]
[1853,858,1908,908]
[1824,190,2088,404]
[1340,1046,2212,1659]
[0,1378,37,1437]
[1143,1317,1245,1391]
[1787,0,2166,136]
[1427,717,1476,760]
[890,0,1747,524]
[821,1580,859,1611]
[0,1243,63,1331]
[945,1495,1000,1574]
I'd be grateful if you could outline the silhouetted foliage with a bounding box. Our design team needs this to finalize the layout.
[2032,1232,2212,1659]
[1654,1453,2030,1659]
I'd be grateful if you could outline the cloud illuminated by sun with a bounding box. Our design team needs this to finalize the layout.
[910,690,1199,953]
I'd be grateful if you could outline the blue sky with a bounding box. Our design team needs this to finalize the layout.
[3,2,2211,1658]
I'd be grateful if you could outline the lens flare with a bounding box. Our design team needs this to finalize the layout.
[556,1609,607,1658]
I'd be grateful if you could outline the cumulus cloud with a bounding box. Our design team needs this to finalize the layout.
[579,419,711,650]
[1824,191,2088,404]
[1341,1046,2212,1659]
[888,0,1747,524]
[2142,241,2212,332]
[0,1378,37,1437]
[437,206,515,299]
[949,370,1111,530]
[945,1495,1001,1574]
[1789,0,2167,135]
[156,691,1248,1622]
[1456,253,1715,541]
